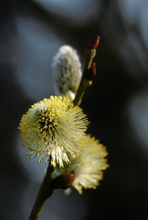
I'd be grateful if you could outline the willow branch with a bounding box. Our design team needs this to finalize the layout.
[28,164,54,220]
[73,36,100,106]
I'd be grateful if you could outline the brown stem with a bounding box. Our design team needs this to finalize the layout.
[73,36,100,106]
[73,48,96,106]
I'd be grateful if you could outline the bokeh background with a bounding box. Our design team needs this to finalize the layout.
[1,0,148,219]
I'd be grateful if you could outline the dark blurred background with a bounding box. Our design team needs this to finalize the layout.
[1,0,148,219]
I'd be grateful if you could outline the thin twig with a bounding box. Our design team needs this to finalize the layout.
[28,164,54,220]
[73,36,100,106]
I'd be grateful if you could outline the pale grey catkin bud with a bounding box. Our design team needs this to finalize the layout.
[52,45,82,101]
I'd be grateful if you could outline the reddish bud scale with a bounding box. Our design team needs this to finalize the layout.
[92,63,96,77]
[85,63,96,81]
[88,36,100,50]
[52,171,75,190]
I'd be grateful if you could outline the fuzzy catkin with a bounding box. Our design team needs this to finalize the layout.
[52,45,82,100]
